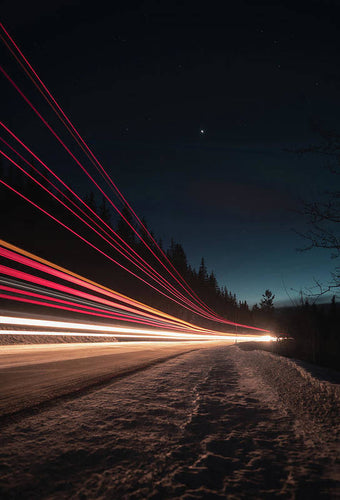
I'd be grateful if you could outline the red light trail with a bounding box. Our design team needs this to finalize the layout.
[0,134,228,321]
[0,240,199,328]
[0,22,217,318]
[0,65,215,318]
[0,119,229,322]
[0,24,271,337]
[0,176,234,324]
[0,36,245,323]
[0,145,201,309]
[0,240,211,333]
[0,240,270,335]
[0,22,216,318]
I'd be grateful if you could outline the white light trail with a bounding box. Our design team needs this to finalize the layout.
[0,316,275,342]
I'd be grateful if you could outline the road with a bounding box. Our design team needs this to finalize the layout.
[0,340,231,418]
[0,344,338,499]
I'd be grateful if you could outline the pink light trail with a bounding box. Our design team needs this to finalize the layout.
[0,24,271,336]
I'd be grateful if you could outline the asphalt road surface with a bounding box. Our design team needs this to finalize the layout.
[0,340,231,418]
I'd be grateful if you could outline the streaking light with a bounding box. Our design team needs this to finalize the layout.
[0,239,270,333]
[0,317,275,342]
[0,24,274,335]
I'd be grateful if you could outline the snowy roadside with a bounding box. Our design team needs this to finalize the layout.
[0,345,339,499]
[230,346,340,440]
[0,333,118,344]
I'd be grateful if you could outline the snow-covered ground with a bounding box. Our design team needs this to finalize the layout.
[0,333,118,344]
[0,345,339,499]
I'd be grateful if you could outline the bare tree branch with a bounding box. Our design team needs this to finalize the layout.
[292,129,340,292]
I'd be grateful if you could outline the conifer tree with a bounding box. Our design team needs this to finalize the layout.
[260,289,275,312]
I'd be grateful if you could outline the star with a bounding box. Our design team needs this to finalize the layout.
[200,129,205,134]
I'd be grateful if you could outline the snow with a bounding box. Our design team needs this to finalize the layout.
[0,332,118,344]
[232,348,340,440]
[0,345,339,498]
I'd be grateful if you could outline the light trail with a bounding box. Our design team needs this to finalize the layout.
[0,143,216,313]
[0,65,215,317]
[0,178,211,320]
[0,148,185,306]
[0,317,275,342]
[0,158,272,331]
[0,136,224,322]
[0,284,211,332]
[0,24,274,336]
[0,278,172,324]
[0,240,201,330]
[0,48,218,319]
[0,55,260,326]
[0,244,270,340]
[0,249,215,332]
[0,286,181,328]
[0,25,216,319]
[0,239,270,333]
[0,240,268,335]
[0,133,212,313]
[0,331,274,342]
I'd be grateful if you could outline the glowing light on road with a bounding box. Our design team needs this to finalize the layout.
[0,240,191,326]
[0,316,225,338]
[0,318,275,342]
[0,240,270,334]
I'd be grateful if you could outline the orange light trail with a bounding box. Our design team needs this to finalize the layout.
[0,240,270,334]
[0,239,188,326]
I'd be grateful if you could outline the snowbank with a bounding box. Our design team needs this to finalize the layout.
[230,346,340,443]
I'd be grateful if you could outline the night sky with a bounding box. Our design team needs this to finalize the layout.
[1,0,340,306]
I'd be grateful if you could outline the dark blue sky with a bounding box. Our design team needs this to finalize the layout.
[1,0,339,306]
